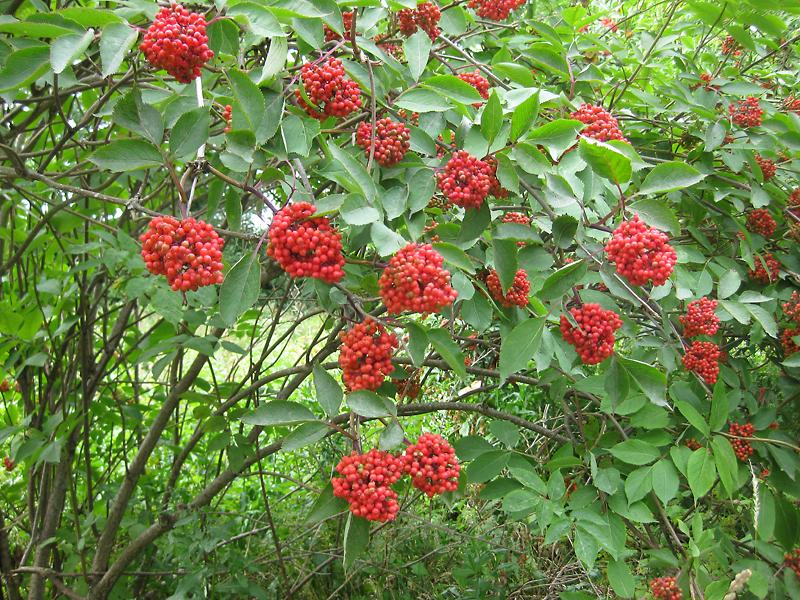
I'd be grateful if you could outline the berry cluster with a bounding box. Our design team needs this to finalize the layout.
[140,216,225,292]
[748,253,780,285]
[266,202,345,283]
[339,319,398,392]
[437,151,493,209]
[682,341,721,384]
[140,4,213,83]
[296,58,361,119]
[680,297,720,338]
[3,457,13,471]
[467,0,525,21]
[222,104,232,133]
[394,369,422,401]
[324,11,353,42]
[729,97,762,128]
[397,2,441,40]
[784,96,800,115]
[379,243,458,314]
[721,35,741,57]
[650,577,682,600]
[570,103,628,143]
[332,449,405,521]
[374,33,401,58]
[457,70,490,107]
[754,154,776,181]
[684,438,702,451]
[486,269,530,308]
[560,303,622,365]
[355,118,410,167]
[403,433,461,496]
[783,291,800,324]
[782,327,800,356]
[746,208,776,237]
[484,156,508,198]
[600,17,618,31]
[785,549,800,578]
[728,422,755,461]
[605,216,677,287]
[790,188,800,208]
[501,211,530,246]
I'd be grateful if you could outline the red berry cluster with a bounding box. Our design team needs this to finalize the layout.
[394,369,422,401]
[783,291,800,324]
[355,118,410,167]
[721,35,742,57]
[501,211,530,246]
[296,58,362,119]
[570,103,628,143]
[682,341,721,384]
[680,297,720,338]
[605,216,677,287]
[729,97,762,128]
[782,327,800,356]
[728,422,755,461]
[486,269,530,308]
[467,0,525,21]
[790,189,800,208]
[140,4,213,84]
[266,202,345,283]
[374,33,401,58]
[748,253,780,285]
[323,11,353,42]
[785,549,800,578]
[437,151,493,209]
[684,438,702,451]
[484,156,508,198]
[332,449,405,521]
[403,433,461,496]
[222,104,232,134]
[397,2,441,40]
[560,303,623,365]
[784,96,800,115]
[339,319,399,392]
[140,216,224,292]
[3,457,13,471]
[600,17,618,31]
[650,577,682,600]
[378,243,458,314]
[457,70,490,107]
[746,208,776,237]
[754,154,776,180]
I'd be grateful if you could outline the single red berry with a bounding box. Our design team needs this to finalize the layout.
[729,97,762,128]
[339,319,398,392]
[649,576,682,600]
[379,243,457,314]
[560,303,622,365]
[467,0,525,21]
[605,215,677,287]
[436,151,493,209]
[331,449,405,521]
[356,117,410,167]
[679,297,720,338]
[570,103,628,143]
[682,341,721,384]
[486,269,530,308]
[266,202,345,283]
[748,253,780,285]
[397,2,441,40]
[140,3,214,83]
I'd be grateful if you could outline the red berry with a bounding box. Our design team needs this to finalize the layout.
[682,341,721,384]
[748,253,780,285]
[783,96,800,115]
[332,449,405,521]
[378,243,458,315]
[754,154,776,180]
[397,2,441,40]
[356,117,410,167]
[501,211,530,246]
[402,433,461,496]
[650,576,682,600]
[684,438,702,451]
[457,70,490,107]
[745,208,776,237]
[339,319,398,392]
[436,151,493,209]
[394,368,422,401]
[600,17,618,31]
[140,3,214,83]
[266,202,345,283]
[323,11,354,42]
[721,35,741,57]
[784,548,800,578]
[729,97,762,128]
[570,103,628,143]
[467,0,525,21]
[140,216,225,292]
[3,457,13,472]
[605,215,677,287]
[0,380,9,393]
[782,327,800,356]
[783,291,800,325]
[486,269,530,308]
[679,297,720,338]
[295,58,362,120]
[483,156,508,198]
[560,303,622,365]
[728,422,755,461]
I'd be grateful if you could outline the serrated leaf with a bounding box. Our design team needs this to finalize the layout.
[511,91,539,141]
[100,23,137,77]
[282,421,329,451]
[609,439,661,465]
[652,459,679,504]
[638,161,706,195]
[305,483,347,523]
[343,513,369,570]
[481,89,502,144]
[433,242,475,274]
[346,391,396,418]
[717,270,740,299]
[428,328,467,378]
[403,29,431,82]
[630,198,681,236]
[499,318,545,382]
[219,253,261,326]
[422,74,484,104]
[607,560,635,598]
[329,143,377,202]
[675,401,710,438]
[579,138,632,184]
[526,118,582,160]
[539,260,588,301]
[170,107,210,159]
[686,448,716,500]
[0,46,52,92]
[313,364,343,418]
[51,29,93,74]
[493,237,518,292]
[617,357,667,407]
[241,400,317,426]
[709,380,728,432]
[89,140,162,172]
[467,450,509,483]
[711,434,739,498]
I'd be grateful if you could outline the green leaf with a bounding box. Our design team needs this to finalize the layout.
[50,29,93,74]
[427,328,467,378]
[346,391,396,418]
[433,242,475,274]
[227,69,265,137]
[709,380,728,432]
[579,138,632,184]
[405,321,429,367]
[396,88,451,112]
[228,2,285,37]
[379,419,405,450]
[0,46,52,93]
[686,448,716,500]
[511,90,539,141]
[421,75,484,105]
[525,119,582,160]
[89,140,162,172]
[112,89,164,144]
[453,435,495,461]
[313,364,343,418]
[340,195,380,226]
[305,483,347,523]
[499,318,545,382]
[282,421,329,451]
[552,215,578,249]
[638,161,706,195]
[403,29,431,82]
[617,357,667,407]
[489,421,520,449]
[100,23,137,77]
[745,304,778,338]
[675,401,710,438]
[219,253,261,326]
[629,198,681,237]
[625,466,653,503]
[704,121,726,152]
[717,270,740,299]
[58,7,122,27]
[467,450,509,483]
[539,260,588,301]
[370,222,406,257]
[607,560,635,598]
[573,527,599,570]
[651,459,679,504]
[343,513,369,570]
[609,440,661,465]
[241,401,317,426]
[492,238,518,292]
[170,108,210,160]
[329,143,377,202]
[481,89,503,144]
[711,434,739,498]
